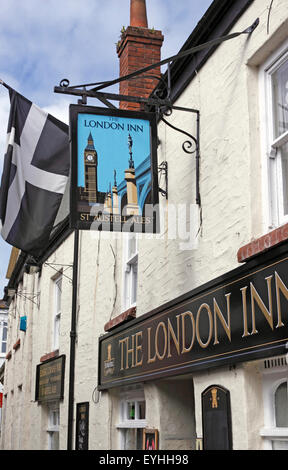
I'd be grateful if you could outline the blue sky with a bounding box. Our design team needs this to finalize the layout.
[0,0,213,297]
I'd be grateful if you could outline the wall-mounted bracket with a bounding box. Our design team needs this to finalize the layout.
[158,161,168,199]
[157,106,201,206]
[54,77,200,205]
[54,18,259,209]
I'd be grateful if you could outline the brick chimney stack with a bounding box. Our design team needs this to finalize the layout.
[117,0,164,110]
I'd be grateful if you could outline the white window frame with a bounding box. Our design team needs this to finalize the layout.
[47,402,60,450]
[117,388,147,450]
[0,313,8,357]
[122,234,138,311]
[260,356,288,450]
[53,275,62,351]
[260,39,288,229]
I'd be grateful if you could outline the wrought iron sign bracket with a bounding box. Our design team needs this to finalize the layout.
[158,161,168,199]
[54,74,200,204]
[54,17,259,207]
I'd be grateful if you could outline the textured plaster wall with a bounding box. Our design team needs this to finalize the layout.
[152,380,196,450]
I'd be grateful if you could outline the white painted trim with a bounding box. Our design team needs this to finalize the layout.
[261,358,288,449]
[259,39,288,229]
[121,233,138,312]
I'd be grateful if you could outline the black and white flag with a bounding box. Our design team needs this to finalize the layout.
[0,87,70,257]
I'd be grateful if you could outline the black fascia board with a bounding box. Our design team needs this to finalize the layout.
[162,0,255,104]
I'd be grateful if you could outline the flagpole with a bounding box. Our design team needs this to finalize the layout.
[0,79,11,91]
[67,228,79,450]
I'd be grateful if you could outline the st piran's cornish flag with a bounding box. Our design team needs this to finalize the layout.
[0,87,70,257]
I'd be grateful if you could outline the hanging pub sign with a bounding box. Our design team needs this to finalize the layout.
[35,355,65,403]
[69,105,159,233]
[98,244,288,390]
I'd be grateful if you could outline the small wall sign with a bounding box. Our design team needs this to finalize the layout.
[35,355,65,403]
[75,402,89,450]
[143,429,159,450]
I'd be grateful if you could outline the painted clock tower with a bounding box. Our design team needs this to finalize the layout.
[84,132,98,203]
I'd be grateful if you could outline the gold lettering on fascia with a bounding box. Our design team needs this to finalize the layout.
[275,271,288,328]
[119,332,144,371]
[241,273,287,338]
[241,285,250,338]
[196,303,213,349]
[213,294,232,345]
[181,311,196,354]
[113,270,288,372]
[250,276,273,334]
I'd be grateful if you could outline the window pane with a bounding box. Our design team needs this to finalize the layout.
[272,60,288,138]
[48,406,60,450]
[55,277,62,313]
[49,431,59,450]
[54,317,60,350]
[2,326,7,342]
[280,142,288,214]
[52,410,59,426]
[123,429,136,450]
[131,264,138,305]
[127,402,135,420]
[138,401,146,420]
[136,428,143,450]
[123,428,143,450]
[275,382,288,427]
[1,326,7,353]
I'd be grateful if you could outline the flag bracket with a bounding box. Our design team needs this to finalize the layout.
[16,290,40,308]
[43,262,73,283]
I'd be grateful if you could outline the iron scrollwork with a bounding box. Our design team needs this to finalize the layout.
[158,106,198,155]
[59,78,70,88]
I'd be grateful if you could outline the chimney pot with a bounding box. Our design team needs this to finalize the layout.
[130,0,148,28]
[117,0,163,110]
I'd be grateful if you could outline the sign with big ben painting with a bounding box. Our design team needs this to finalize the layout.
[69,105,159,233]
